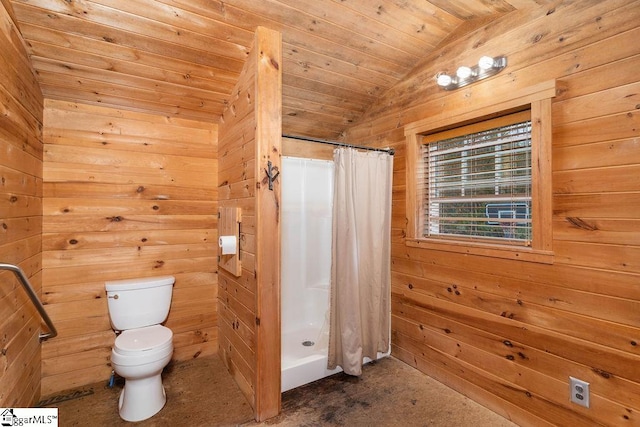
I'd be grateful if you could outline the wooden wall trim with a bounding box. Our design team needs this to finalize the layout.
[403,79,557,135]
[253,26,282,421]
[530,97,553,253]
[217,26,282,422]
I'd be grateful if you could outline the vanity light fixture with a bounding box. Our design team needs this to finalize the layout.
[436,55,507,90]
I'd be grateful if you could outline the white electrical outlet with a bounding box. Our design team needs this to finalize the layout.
[569,376,590,408]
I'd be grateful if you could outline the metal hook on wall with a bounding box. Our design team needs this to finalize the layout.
[264,160,280,191]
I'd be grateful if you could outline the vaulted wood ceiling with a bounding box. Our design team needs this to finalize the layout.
[9,0,547,139]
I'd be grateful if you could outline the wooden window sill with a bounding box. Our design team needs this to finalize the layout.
[405,238,554,264]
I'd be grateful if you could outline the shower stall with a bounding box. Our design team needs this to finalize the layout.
[280,156,341,392]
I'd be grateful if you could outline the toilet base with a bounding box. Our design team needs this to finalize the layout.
[118,373,167,422]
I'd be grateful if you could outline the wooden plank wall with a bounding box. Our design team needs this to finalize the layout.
[0,0,44,406]
[40,100,218,396]
[282,137,333,160]
[218,26,282,421]
[344,1,640,425]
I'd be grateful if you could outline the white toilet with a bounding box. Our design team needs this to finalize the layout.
[105,275,175,422]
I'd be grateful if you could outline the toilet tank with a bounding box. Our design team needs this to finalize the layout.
[105,276,175,331]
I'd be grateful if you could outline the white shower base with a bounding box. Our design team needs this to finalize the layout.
[281,325,342,392]
[281,324,391,392]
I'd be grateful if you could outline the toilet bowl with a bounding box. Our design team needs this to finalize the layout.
[106,276,175,422]
[111,325,173,421]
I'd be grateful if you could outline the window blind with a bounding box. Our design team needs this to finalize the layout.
[422,120,532,243]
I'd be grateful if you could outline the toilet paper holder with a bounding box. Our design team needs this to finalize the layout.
[218,207,242,277]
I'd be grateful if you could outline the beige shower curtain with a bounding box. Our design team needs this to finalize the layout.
[327,147,393,376]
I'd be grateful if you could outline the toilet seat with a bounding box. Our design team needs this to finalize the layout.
[112,325,173,367]
[115,325,172,355]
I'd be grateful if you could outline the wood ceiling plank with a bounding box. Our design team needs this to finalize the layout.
[282,99,373,135]
[283,74,375,108]
[222,0,418,68]
[283,102,367,128]
[91,0,254,46]
[28,43,235,95]
[32,58,229,106]
[282,97,361,123]
[387,0,464,31]
[281,35,406,80]
[13,0,250,61]
[425,0,515,20]
[281,84,367,115]
[282,105,355,129]
[155,0,240,26]
[275,0,434,58]
[282,117,346,141]
[162,0,411,79]
[21,23,240,88]
[11,2,245,72]
[282,57,387,102]
[283,42,399,90]
[335,0,461,45]
[9,0,544,136]
[505,0,554,10]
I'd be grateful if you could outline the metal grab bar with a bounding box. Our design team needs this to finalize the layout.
[0,263,57,341]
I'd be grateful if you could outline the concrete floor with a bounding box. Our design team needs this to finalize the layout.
[39,355,517,426]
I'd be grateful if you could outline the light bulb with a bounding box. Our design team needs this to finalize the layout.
[436,73,452,87]
[456,66,472,79]
[478,56,495,70]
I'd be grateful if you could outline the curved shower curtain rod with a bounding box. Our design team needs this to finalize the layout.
[282,134,395,155]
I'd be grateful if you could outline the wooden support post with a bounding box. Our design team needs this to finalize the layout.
[253,26,282,422]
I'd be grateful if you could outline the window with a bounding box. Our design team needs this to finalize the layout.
[403,81,555,263]
[421,111,532,245]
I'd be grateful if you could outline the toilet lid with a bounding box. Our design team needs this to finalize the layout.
[115,325,172,353]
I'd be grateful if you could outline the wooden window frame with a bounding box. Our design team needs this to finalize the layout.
[404,80,556,264]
